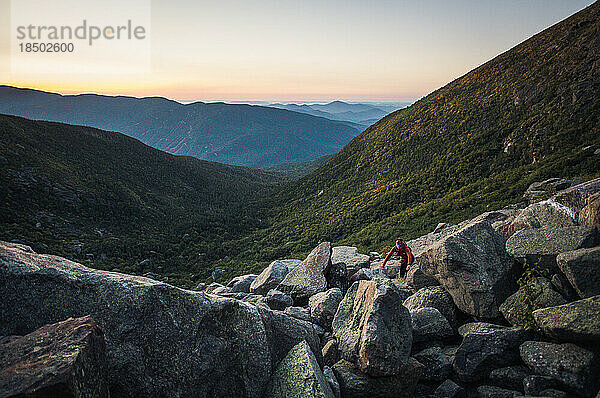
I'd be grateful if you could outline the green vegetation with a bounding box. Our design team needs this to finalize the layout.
[0,115,280,287]
[213,1,600,279]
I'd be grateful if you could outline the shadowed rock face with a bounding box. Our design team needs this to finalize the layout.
[0,316,109,398]
[332,280,412,377]
[0,241,320,398]
[278,242,332,304]
[264,340,335,398]
[533,296,600,343]
[520,341,600,397]
[416,220,517,318]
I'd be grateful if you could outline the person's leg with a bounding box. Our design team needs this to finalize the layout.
[400,259,408,278]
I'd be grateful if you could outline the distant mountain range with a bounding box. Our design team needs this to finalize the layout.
[268,100,410,127]
[0,86,360,168]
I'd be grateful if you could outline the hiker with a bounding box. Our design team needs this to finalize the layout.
[379,238,414,277]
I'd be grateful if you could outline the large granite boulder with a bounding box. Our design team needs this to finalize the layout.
[410,307,453,345]
[309,288,343,329]
[0,241,320,397]
[499,277,566,327]
[331,246,370,275]
[403,286,457,329]
[533,296,600,343]
[433,379,465,398]
[332,280,412,376]
[506,226,599,273]
[557,247,600,298]
[520,341,600,397]
[488,365,532,391]
[278,242,332,304]
[0,316,109,398]
[453,323,529,382]
[325,259,349,294]
[405,265,440,290]
[579,192,600,228]
[524,178,579,203]
[506,200,577,236]
[331,359,423,398]
[264,340,334,398]
[552,177,600,214]
[416,219,517,318]
[411,346,452,382]
[250,259,301,295]
[264,289,293,311]
[227,274,257,293]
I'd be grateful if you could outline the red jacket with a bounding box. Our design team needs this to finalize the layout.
[383,242,414,267]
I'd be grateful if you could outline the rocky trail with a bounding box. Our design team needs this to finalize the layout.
[1,177,600,398]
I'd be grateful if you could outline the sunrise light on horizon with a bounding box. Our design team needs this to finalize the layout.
[0,0,594,103]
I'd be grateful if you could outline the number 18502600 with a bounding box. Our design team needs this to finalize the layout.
[19,42,74,53]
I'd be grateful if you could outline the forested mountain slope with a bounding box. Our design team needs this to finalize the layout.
[226,1,600,273]
[0,114,280,284]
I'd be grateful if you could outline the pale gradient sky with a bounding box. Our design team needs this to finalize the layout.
[0,0,595,102]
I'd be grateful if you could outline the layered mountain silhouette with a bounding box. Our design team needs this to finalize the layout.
[269,100,410,127]
[0,87,360,168]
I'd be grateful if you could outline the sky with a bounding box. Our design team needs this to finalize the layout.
[0,0,595,103]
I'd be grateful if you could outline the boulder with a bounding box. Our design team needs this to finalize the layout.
[579,192,600,228]
[499,277,567,327]
[523,375,563,396]
[325,260,348,294]
[405,265,440,290]
[506,226,599,273]
[331,246,370,275]
[410,307,453,344]
[453,323,529,382]
[284,306,312,322]
[331,359,422,398]
[557,247,600,298]
[264,340,334,398]
[433,379,465,398]
[476,385,521,397]
[250,259,301,295]
[309,288,343,329]
[322,339,340,367]
[533,296,600,343]
[552,177,600,214]
[264,289,293,311]
[0,241,321,397]
[488,365,531,391]
[211,286,233,295]
[411,346,452,382]
[551,273,579,301]
[349,267,376,283]
[332,280,412,376]
[0,316,108,398]
[227,274,257,293]
[278,242,332,304]
[403,286,457,329]
[256,306,323,369]
[416,219,517,318]
[520,341,599,397]
[205,282,225,293]
[323,366,341,398]
[390,279,415,302]
[506,199,577,236]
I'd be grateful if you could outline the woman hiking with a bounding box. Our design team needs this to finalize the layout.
[379,238,415,278]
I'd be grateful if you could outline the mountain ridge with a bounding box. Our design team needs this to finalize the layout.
[0,86,359,168]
